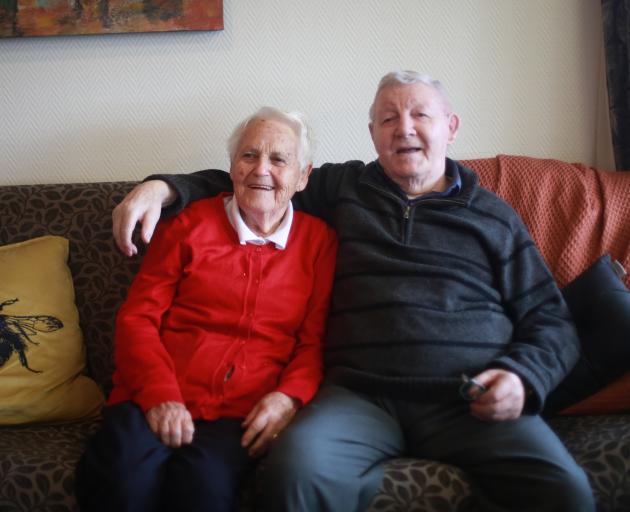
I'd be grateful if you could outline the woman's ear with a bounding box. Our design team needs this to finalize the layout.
[297,164,313,192]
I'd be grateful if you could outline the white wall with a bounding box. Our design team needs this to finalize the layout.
[0,0,607,185]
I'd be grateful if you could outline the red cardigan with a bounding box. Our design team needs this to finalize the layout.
[108,195,337,420]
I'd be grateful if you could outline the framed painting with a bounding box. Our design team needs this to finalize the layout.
[0,0,223,38]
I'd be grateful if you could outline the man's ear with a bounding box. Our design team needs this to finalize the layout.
[368,122,375,141]
[447,113,460,144]
[297,163,313,192]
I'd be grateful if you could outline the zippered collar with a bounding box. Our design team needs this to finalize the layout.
[358,158,478,207]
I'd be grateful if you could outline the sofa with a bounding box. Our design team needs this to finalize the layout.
[0,155,629,512]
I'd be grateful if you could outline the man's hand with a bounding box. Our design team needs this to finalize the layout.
[145,401,195,448]
[241,391,299,457]
[112,180,176,257]
[467,369,526,421]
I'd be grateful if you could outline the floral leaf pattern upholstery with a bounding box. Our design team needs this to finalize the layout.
[368,459,474,512]
[0,420,100,511]
[548,415,630,512]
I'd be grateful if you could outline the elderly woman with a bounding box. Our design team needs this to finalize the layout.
[76,107,337,512]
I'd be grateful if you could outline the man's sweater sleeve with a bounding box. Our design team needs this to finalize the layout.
[146,161,356,222]
[145,169,233,217]
[292,161,362,223]
[491,217,580,413]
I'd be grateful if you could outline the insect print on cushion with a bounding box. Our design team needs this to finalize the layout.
[0,298,63,373]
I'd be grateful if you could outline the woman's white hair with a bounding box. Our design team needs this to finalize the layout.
[368,70,452,121]
[227,107,313,171]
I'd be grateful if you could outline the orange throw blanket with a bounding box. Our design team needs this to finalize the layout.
[464,154,630,288]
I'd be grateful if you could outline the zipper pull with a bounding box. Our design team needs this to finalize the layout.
[403,205,411,219]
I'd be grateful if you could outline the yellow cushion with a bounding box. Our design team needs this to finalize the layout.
[0,236,104,424]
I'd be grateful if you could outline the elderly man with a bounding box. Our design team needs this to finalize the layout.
[113,71,595,512]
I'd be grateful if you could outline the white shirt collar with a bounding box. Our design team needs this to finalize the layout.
[224,195,293,250]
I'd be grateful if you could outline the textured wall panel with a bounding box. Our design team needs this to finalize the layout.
[0,0,603,185]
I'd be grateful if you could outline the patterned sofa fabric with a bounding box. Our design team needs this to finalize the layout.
[0,420,100,512]
[368,459,474,512]
[1,415,629,512]
[548,415,630,512]
[0,180,629,512]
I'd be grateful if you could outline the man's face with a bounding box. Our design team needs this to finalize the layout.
[230,118,309,221]
[369,82,459,192]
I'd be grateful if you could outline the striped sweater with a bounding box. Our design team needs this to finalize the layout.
[157,158,580,412]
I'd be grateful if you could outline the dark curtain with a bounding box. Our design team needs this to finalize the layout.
[602,0,630,170]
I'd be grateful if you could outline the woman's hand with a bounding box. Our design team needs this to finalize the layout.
[145,401,195,448]
[241,392,300,457]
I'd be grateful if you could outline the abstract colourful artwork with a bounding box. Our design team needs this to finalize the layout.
[0,0,223,38]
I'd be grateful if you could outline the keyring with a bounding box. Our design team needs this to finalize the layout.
[459,373,487,401]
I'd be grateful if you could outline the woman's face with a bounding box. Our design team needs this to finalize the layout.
[230,119,309,223]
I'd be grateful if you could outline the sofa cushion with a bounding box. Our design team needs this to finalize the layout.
[0,236,104,425]
[0,418,100,511]
[543,254,630,416]
[548,414,630,511]
[368,459,474,511]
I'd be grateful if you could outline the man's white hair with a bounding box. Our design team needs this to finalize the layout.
[227,107,313,172]
[368,70,452,122]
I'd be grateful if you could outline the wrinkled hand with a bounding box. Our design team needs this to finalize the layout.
[241,392,299,457]
[146,401,195,448]
[467,369,525,421]
[112,180,176,257]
